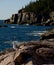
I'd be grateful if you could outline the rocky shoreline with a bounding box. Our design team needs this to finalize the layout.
[4,9,54,26]
[0,29,54,65]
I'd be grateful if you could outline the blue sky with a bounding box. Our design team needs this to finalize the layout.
[0,0,36,20]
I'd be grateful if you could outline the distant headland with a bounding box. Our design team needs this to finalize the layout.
[4,0,54,25]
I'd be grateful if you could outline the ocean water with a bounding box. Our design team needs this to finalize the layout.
[0,23,54,51]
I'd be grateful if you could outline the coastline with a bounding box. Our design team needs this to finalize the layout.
[0,29,54,65]
[0,0,54,65]
[0,40,54,65]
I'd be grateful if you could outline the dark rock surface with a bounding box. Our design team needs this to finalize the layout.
[41,29,54,40]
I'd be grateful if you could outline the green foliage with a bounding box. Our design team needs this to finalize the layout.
[24,0,54,14]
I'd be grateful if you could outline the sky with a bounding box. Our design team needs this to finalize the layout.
[0,0,36,20]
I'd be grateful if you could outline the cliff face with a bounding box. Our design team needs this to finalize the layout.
[4,10,37,25]
[18,11,37,25]
[4,9,54,25]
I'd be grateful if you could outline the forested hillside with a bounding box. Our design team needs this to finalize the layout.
[24,0,54,14]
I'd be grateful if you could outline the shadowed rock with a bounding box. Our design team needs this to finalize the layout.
[41,29,54,40]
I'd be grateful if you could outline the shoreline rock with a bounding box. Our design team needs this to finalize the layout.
[0,40,54,65]
[40,29,54,40]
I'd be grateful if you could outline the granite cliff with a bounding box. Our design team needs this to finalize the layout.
[4,9,54,25]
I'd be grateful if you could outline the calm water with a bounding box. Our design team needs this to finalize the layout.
[0,23,54,51]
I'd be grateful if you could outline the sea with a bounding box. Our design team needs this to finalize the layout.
[0,20,54,51]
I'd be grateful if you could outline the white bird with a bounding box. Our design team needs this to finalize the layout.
[12,41,19,50]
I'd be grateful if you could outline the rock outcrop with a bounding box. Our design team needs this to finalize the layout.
[0,40,54,65]
[41,29,54,40]
[4,14,18,24]
[4,9,54,25]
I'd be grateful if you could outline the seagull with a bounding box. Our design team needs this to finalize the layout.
[12,41,19,50]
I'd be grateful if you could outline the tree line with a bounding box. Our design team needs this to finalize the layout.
[24,0,54,15]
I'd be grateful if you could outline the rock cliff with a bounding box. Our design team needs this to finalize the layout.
[4,9,54,25]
